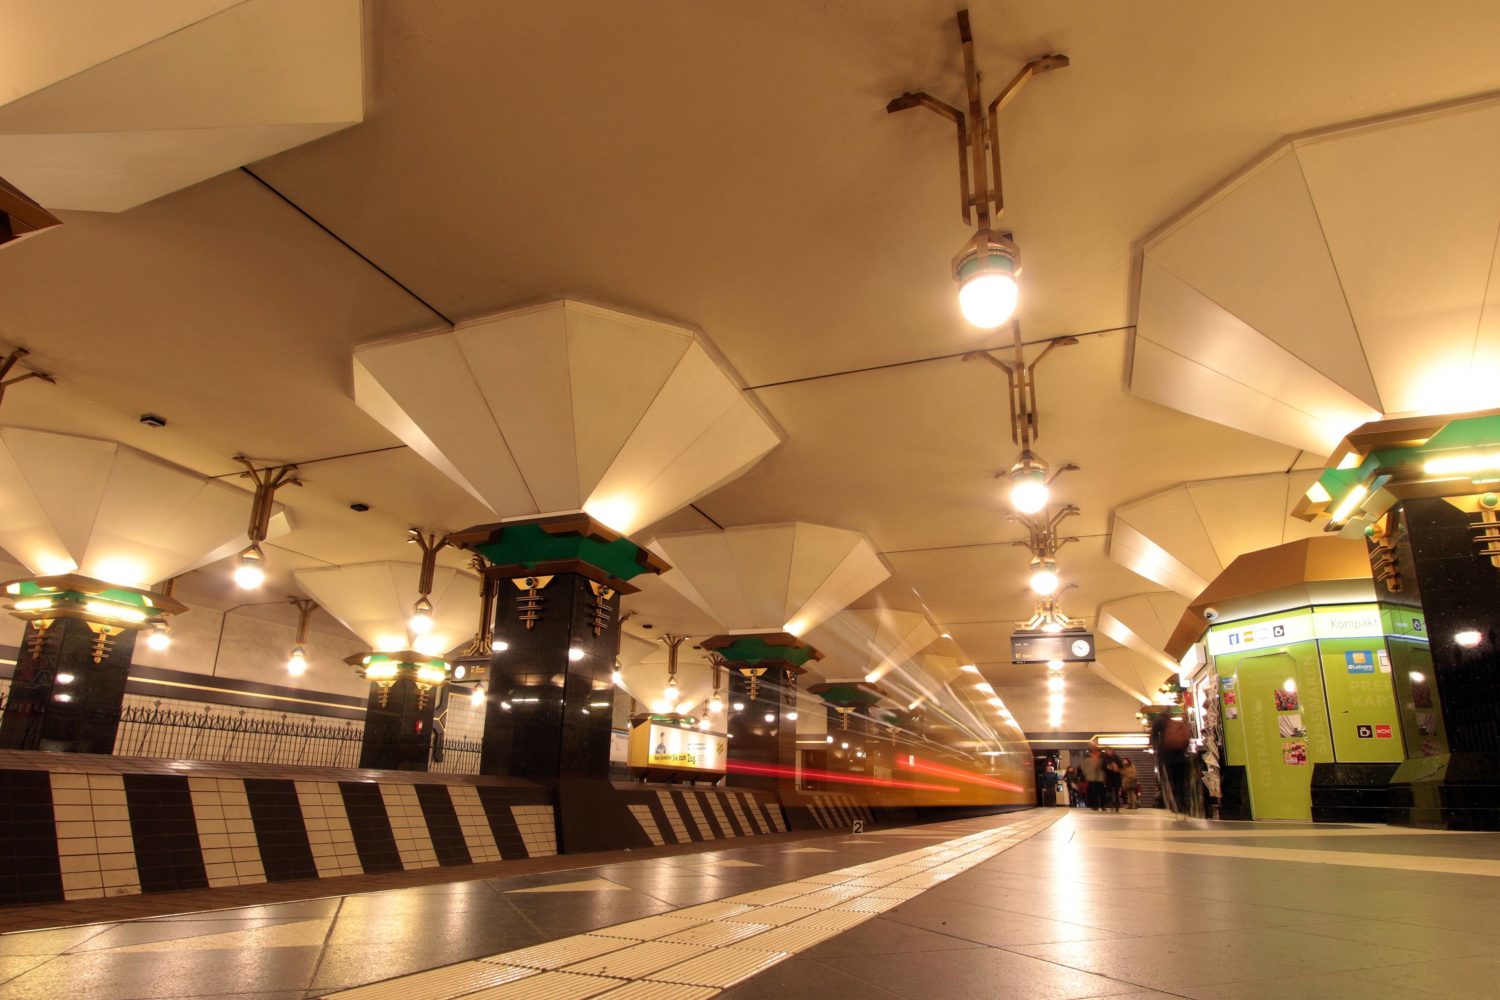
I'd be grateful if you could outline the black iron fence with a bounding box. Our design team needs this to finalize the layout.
[0,689,482,774]
[114,701,365,768]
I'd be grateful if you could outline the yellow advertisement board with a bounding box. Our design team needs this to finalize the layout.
[628,722,727,774]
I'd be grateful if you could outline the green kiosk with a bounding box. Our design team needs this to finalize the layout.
[1172,539,1446,822]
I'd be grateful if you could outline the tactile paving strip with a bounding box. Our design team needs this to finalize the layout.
[323,811,1061,999]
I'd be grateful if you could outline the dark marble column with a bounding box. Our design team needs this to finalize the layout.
[1383,497,1500,829]
[0,617,136,754]
[480,572,619,783]
[357,671,440,771]
[724,669,796,793]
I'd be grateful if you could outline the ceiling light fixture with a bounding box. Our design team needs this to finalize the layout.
[287,597,317,676]
[888,9,1069,329]
[1028,556,1060,595]
[470,682,486,707]
[407,528,451,637]
[145,623,172,651]
[231,456,300,589]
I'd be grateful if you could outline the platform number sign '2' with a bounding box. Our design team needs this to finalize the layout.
[852,819,865,834]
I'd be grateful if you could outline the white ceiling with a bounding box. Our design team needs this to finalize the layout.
[4,1,1500,734]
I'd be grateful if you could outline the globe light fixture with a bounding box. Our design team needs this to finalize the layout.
[407,597,434,635]
[233,545,266,589]
[568,646,585,662]
[1046,658,1064,672]
[145,624,172,651]
[1029,556,1060,595]
[286,597,317,677]
[709,695,723,713]
[732,700,745,711]
[1047,675,1065,692]
[470,682,486,707]
[887,11,1068,333]
[955,233,1020,329]
[230,457,300,589]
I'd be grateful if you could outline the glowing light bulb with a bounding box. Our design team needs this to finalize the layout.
[1047,675,1065,692]
[491,639,509,652]
[56,673,75,685]
[764,712,775,723]
[500,700,512,710]
[1007,455,1050,514]
[826,735,834,744]
[408,610,434,635]
[611,669,623,685]
[287,647,308,675]
[1046,659,1064,672]
[232,561,265,589]
[786,710,798,721]
[470,683,486,707]
[958,270,1019,329]
[709,696,723,713]
[1029,566,1059,596]
[568,646,585,662]
[1455,630,1482,648]
[698,719,711,731]
[732,701,745,712]
[840,741,850,750]
[145,627,172,652]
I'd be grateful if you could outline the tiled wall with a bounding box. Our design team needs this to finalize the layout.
[0,759,555,908]
[619,785,788,848]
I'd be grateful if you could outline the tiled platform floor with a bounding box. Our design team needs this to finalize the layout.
[3,809,1499,999]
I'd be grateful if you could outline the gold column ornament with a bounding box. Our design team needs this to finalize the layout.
[512,575,552,629]
[1468,494,1500,569]
[1369,514,1404,592]
[462,553,498,657]
[587,581,616,637]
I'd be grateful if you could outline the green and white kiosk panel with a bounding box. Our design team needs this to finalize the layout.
[1208,604,1421,820]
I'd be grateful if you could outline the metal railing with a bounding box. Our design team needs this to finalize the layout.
[114,701,365,768]
[0,690,482,774]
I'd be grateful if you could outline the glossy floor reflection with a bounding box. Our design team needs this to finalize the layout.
[2,809,1498,999]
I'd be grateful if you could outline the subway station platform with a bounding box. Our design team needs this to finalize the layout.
[2,808,1498,1000]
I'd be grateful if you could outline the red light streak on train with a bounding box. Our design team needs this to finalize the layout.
[901,756,1025,793]
[725,761,960,793]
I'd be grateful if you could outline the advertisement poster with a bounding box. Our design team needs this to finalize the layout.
[1277,715,1306,738]
[629,722,727,774]
[1274,688,1300,711]
[1282,741,1308,765]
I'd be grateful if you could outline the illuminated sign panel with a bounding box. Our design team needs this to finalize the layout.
[1011,632,1096,663]
[628,722,727,774]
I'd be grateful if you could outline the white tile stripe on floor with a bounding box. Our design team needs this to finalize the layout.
[323,811,1059,999]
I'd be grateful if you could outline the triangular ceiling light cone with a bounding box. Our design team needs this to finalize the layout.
[354,300,780,538]
[294,561,478,658]
[0,427,287,588]
[646,522,889,638]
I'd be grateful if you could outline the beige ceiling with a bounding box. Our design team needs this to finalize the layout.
[3,1,1499,734]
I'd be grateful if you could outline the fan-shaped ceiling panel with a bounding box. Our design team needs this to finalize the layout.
[809,608,937,684]
[648,522,889,636]
[1112,472,1324,598]
[354,300,781,538]
[1133,95,1500,453]
[294,562,479,657]
[0,427,265,587]
[0,0,363,212]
